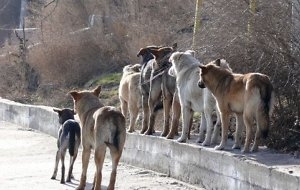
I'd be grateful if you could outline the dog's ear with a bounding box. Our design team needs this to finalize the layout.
[215,59,221,66]
[93,85,102,97]
[69,91,82,101]
[137,48,143,57]
[199,65,208,74]
[185,50,195,57]
[168,66,176,77]
[131,64,141,72]
[172,43,177,51]
[53,108,61,114]
[137,48,148,57]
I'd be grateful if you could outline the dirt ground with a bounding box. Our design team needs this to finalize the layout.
[0,121,204,190]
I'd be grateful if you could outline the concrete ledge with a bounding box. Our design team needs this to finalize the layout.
[0,97,299,190]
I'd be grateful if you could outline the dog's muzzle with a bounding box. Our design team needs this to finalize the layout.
[198,81,206,88]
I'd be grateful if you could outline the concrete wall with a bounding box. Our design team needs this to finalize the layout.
[0,97,299,190]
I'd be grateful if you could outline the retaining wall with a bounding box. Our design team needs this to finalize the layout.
[0,97,299,190]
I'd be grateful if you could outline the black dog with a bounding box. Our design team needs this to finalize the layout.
[51,108,81,184]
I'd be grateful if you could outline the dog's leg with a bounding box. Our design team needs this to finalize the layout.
[202,110,214,146]
[197,113,206,143]
[161,91,172,137]
[76,147,91,190]
[51,150,60,180]
[232,113,244,149]
[211,110,221,145]
[66,150,78,182]
[60,149,66,184]
[242,112,254,153]
[120,99,128,121]
[145,76,161,135]
[128,101,138,133]
[215,112,230,150]
[107,147,122,190]
[93,145,106,190]
[167,98,181,139]
[141,95,149,134]
[177,106,193,143]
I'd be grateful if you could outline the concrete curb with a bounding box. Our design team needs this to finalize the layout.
[1,97,299,190]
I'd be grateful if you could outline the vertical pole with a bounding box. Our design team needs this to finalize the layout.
[192,0,203,50]
[247,0,257,34]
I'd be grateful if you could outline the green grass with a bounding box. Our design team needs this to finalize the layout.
[95,73,122,87]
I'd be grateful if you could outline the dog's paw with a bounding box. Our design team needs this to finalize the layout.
[232,144,241,149]
[144,130,153,135]
[127,129,135,133]
[76,186,85,190]
[250,146,258,153]
[50,176,56,180]
[214,144,224,150]
[177,137,187,143]
[201,140,211,146]
[60,180,65,184]
[241,147,250,153]
[166,133,175,139]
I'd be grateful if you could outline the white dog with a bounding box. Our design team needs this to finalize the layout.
[119,64,142,132]
[168,50,220,145]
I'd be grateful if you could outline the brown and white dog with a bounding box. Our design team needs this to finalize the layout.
[119,64,142,132]
[70,85,126,190]
[198,59,275,152]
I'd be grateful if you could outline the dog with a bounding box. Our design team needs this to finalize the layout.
[69,85,126,190]
[168,50,221,145]
[198,59,275,153]
[137,43,180,139]
[119,64,142,132]
[51,108,81,184]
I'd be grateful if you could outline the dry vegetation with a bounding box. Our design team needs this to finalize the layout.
[0,0,299,152]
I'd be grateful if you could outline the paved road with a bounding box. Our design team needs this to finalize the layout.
[0,121,204,190]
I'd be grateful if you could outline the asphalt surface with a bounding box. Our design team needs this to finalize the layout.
[0,121,204,190]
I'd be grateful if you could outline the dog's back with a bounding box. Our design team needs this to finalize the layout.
[60,119,81,156]
[243,73,275,138]
[94,106,126,153]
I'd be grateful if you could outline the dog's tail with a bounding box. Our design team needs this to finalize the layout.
[104,112,126,154]
[258,79,275,139]
[63,120,81,156]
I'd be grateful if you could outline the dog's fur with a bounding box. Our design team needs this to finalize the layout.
[137,43,180,138]
[70,85,126,190]
[51,108,81,184]
[198,59,275,152]
[169,50,221,145]
[119,64,142,132]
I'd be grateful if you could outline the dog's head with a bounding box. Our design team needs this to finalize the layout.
[150,43,177,61]
[198,58,231,89]
[53,108,75,124]
[137,45,162,64]
[168,50,199,77]
[123,64,141,74]
[69,85,103,116]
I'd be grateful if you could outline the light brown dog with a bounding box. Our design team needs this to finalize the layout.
[119,64,142,132]
[69,85,126,190]
[198,59,275,153]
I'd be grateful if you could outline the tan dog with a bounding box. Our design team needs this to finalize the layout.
[69,85,126,190]
[198,59,275,153]
[119,64,141,132]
